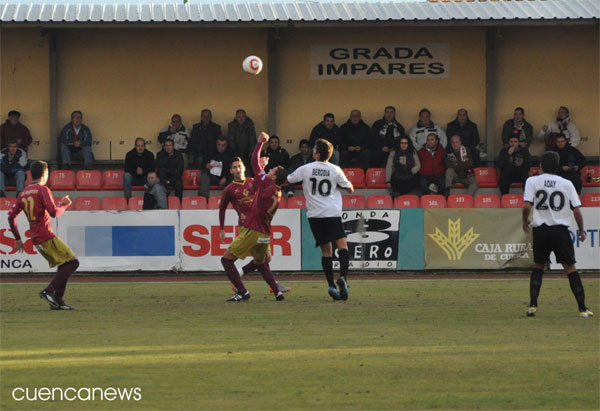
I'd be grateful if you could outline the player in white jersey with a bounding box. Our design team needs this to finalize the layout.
[287,138,354,300]
[522,151,593,318]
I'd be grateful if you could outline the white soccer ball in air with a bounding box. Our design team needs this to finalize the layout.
[242,55,263,75]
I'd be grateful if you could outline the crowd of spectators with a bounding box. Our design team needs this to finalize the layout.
[0,105,591,202]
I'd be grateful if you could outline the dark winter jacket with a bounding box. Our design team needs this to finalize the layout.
[190,121,222,155]
[309,122,341,149]
[339,119,370,150]
[204,146,236,180]
[370,118,406,151]
[1,147,27,174]
[552,144,585,177]
[156,149,184,180]
[227,117,256,159]
[1,121,32,151]
[445,146,475,179]
[501,119,533,146]
[264,146,290,172]
[446,119,480,150]
[289,152,314,173]
[124,148,155,177]
[497,146,531,171]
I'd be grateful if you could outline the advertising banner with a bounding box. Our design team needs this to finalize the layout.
[302,209,400,270]
[397,208,425,270]
[310,43,450,80]
[550,208,599,270]
[180,209,301,271]
[1,211,58,273]
[57,210,180,271]
[425,209,533,269]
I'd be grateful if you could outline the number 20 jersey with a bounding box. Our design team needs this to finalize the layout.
[287,161,352,218]
[524,173,581,228]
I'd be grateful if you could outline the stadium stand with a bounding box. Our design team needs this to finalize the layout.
[128,197,144,210]
[5,170,33,191]
[528,166,541,177]
[473,167,498,188]
[74,196,101,211]
[76,170,102,190]
[501,193,524,208]
[102,170,126,190]
[0,197,17,210]
[582,193,600,207]
[474,194,501,208]
[278,196,288,209]
[286,195,306,209]
[365,168,387,189]
[393,194,420,208]
[367,194,393,208]
[421,194,446,208]
[168,196,181,210]
[343,168,366,189]
[181,196,207,210]
[582,166,599,187]
[101,196,127,211]
[182,169,202,190]
[342,195,366,209]
[447,194,473,208]
[49,170,76,190]
[207,196,233,209]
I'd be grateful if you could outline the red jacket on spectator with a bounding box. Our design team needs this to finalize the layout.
[418,144,446,177]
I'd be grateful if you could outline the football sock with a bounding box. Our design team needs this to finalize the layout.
[256,263,279,293]
[529,267,543,307]
[322,257,335,287]
[242,260,258,274]
[567,271,587,311]
[221,257,247,295]
[338,248,349,280]
[48,258,79,303]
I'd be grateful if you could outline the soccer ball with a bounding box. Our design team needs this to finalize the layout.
[242,56,263,75]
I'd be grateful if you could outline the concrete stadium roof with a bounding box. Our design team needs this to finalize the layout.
[1,0,598,25]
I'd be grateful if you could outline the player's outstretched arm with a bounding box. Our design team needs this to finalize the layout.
[346,183,354,194]
[251,132,269,176]
[573,207,586,242]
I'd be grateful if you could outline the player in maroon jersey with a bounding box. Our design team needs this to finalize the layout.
[7,161,79,310]
[220,132,289,301]
[219,156,291,294]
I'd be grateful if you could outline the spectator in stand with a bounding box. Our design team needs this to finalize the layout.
[537,106,580,149]
[446,108,480,166]
[123,138,155,201]
[262,135,290,173]
[59,110,94,170]
[497,135,531,195]
[339,109,370,170]
[190,109,222,169]
[417,133,446,195]
[1,110,32,151]
[158,114,191,166]
[445,135,478,196]
[284,139,314,197]
[199,136,235,200]
[156,139,184,201]
[501,107,533,148]
[385,136,420,197]
[409,108,447,150]
[227,109,257,174]
[0,139,27,197]
[370,106,406,168]
[309,113,340,165]
[143,171,168,210]
[552,134,586,194]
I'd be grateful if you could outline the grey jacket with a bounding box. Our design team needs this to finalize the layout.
[144,182,168,209]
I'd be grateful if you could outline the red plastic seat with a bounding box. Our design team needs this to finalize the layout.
[181,196,207,210]
[74,196,101,210]
[128,196,144,210]
[103,170,125,190]
[0,197,17,210]
[365,168,387,188]
[101,196,127,211]
[287,195,306,209]
[278,196,287,209]
[421,195,446,208]
[342,195,366,209]
[447,194,473,208]
[6,170,33,191]
[168,196,181,210]
[582,166,600,187]
[473,167,498,188]
[367,194,393,208]
[528,166,541,177]
[76,170,102,190]
[582,193,600,207]
[183,169,202,190]
[207,196,233,210]
[342,168,366,189]
[501,194,524,208]
[393,194,419,209]
[49,170,76,190]
[474,194,501,208]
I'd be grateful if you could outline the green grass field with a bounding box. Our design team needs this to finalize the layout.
[1,278,598,410]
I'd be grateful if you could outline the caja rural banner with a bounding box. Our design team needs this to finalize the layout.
[302,209,400,270]
[424,209,533,270]
[180,209,301,271]
[550,208,599,270]
[0,211,58,273]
